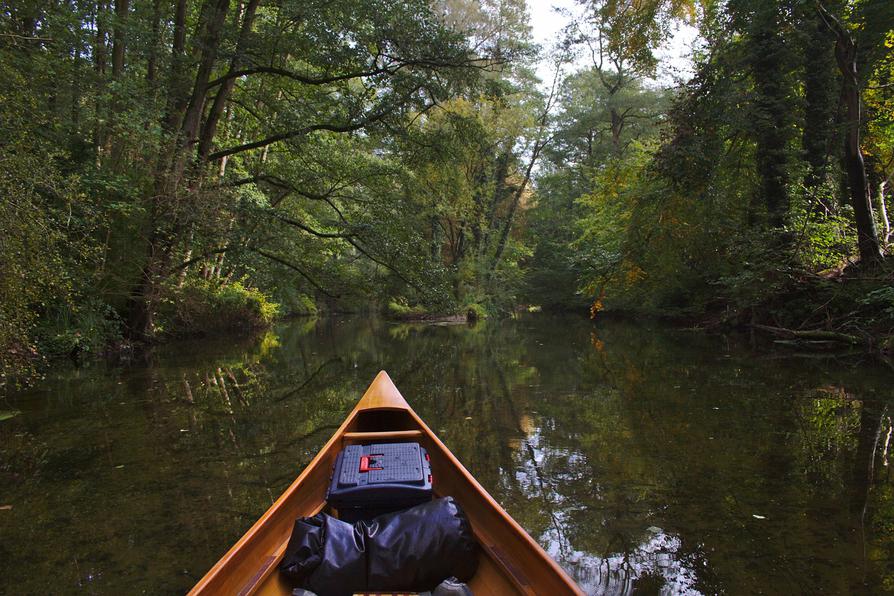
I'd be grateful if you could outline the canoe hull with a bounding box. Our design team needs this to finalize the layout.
[189,371,582,596]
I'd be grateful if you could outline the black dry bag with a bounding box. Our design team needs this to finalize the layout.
[279,497,478,596]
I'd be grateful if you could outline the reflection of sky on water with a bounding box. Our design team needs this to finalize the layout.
[552,528,702,596]
[517,426,703,595]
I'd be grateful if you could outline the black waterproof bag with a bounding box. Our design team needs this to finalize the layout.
[279,497,478,596]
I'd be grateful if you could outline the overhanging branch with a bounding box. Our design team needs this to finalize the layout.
[345,237,422,291]
[206,55,493,89]
[272,213,352,238]
[249,247,338,298]
[208,119,375,161]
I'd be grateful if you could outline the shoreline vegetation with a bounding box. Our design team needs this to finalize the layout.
[2,0,893,387]
[598,259,894,356]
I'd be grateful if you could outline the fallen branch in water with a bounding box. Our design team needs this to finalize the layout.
[752,324,863,346]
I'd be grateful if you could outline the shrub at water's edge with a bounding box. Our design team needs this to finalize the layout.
[384,299,478,323]
[3,279,281,389]
[464,303,488,322]
[157,279,279,337]
[385,300,431,321]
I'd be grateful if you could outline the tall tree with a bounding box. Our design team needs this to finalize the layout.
[801,7,839,206]
[816,0,885,263]
[120,0,489,338]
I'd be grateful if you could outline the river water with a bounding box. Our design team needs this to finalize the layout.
[1,315,893,594]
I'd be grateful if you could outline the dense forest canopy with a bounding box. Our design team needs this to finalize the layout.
[1,0,893,381]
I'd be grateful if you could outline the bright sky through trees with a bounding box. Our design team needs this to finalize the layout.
[528,0,698,85]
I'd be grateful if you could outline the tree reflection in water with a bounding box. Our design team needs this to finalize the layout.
[1,315,893,594]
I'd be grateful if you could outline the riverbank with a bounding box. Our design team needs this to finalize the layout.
[6,256,891,394]
[711,259,894,355]
[0,292,471,390]
[594,258,894,357]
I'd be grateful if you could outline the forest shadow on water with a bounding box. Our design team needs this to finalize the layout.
[1,315,894,595]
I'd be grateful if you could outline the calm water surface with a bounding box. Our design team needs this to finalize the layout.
[2,316,894,594]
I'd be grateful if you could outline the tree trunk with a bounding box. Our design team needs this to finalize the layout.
[180,0,230,148]
[93,0,108,162]
[125,227,166,340]
[126,0,231,340]
[111,0,127,78]
[167,0,230,192]
[479,148,511,258]
[834,29,884,263]
[610,107,622,151]
[802,11,837,211]
[489,140,544,273]
[197,0,262,163]
[878,180,890,243]
[750,15,790,229]
[162,0,189,135]
[107,0,130,169]
[70,46,81,135]
[146,0,161,85]
[94,3,108,76]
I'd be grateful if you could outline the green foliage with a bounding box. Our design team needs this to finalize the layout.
[528,0,894,331]
[860,287,894,322]
[36,299,123,359]
[3,0,891,370]
[710,234,801,316]
[385,300,430,320]
[2,0,537,367]
[576,0,697,80]
[283,291,319,317]
[790,202,857,271]
[523,171,587,311]
[158,280,279,337]
[0,51,102,380]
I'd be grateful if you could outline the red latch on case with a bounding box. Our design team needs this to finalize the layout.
[359,455,383,472]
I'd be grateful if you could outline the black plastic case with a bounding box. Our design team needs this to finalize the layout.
[327,442,433,521]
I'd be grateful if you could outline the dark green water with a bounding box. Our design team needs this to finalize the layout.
[2,316,894,595]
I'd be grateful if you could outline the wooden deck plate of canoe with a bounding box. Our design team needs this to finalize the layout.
[189,371,583,595]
